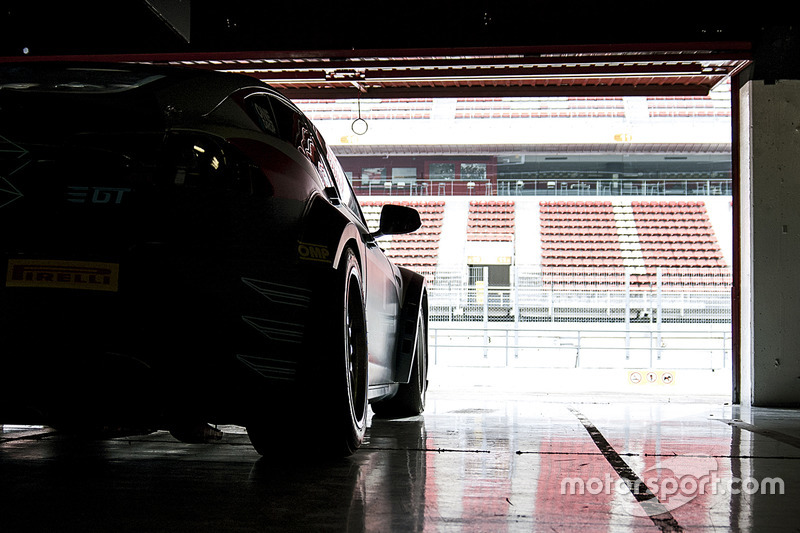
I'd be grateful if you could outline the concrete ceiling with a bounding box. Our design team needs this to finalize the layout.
[0,1,783,99]
[0,43,752,100]
[155,44,752,99]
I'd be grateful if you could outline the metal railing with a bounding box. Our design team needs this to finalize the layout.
[426,265,732,370]
[428,324,731,370]
[429,266,732,324]
[495,176,732,197]
[352,175,732,197]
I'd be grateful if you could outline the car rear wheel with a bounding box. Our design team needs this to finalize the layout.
[333,247,369,455]
[246,247,368,457]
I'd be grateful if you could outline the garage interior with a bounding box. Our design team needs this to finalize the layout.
[2,3,800,531]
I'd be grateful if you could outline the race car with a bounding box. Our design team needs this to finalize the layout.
[0,62,429,456]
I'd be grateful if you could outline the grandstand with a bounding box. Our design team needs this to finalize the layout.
[361,197,730,275]
[303,90,733,376]
[539,199,729,286]
[454,97,627,119]
[314,88,734,327]
[360,195,732,323]
[467,200,515,242]
[360,200,445,278]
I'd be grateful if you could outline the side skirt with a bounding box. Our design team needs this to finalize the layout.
[368,383,399,403]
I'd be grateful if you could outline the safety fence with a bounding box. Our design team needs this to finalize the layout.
[426,266,732,371]
[428,265,731,324]
[428,323,731,370]
[353,175,732,198]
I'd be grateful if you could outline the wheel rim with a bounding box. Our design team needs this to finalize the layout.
[345,270,367,424]
[417,317,428,407]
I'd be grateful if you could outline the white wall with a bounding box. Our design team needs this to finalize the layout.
[740,79,800,406]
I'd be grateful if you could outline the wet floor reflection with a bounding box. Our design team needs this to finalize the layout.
[248,417,428,532]
[1,393,799,532]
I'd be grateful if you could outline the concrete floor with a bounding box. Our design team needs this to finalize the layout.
[1,383,798,532]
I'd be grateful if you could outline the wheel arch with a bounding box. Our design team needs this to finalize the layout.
[394,266,428,384]
[298,192,365,276]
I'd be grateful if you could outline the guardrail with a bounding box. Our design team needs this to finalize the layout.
[428,324,731,370]
[352,176,732,197]
[425,266,732,371]
[429,267,732,324]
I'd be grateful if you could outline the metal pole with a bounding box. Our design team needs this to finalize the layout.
[483,266,489,359]
[625,268,631,360]
[513,265,519,359]
[434,327,438,365]
[505,328,509,367]
[657,267,663,361]
[724,330,729,369]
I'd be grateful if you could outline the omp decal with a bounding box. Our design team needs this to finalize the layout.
[6,259,120,292]
[236,354,297,381]
[66,186,131,205]
[297,241,331,263]
[241,316,304,344]
[241,278,311,307]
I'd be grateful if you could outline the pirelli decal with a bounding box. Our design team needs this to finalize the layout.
[6,259,120,292]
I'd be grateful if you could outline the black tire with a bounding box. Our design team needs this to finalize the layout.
[331,247,370,455]
[246,247,368,457]
[246,416,278,456]
[372,307,428,418]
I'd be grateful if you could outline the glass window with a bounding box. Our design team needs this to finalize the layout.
[362,168,387,182]
[249,95,300,147]
[392,167,417,182]
[251,98,278,136]
[461,163,487,180]
[469,265,510,287]
[325,146,357,212]
[430,163,455,180]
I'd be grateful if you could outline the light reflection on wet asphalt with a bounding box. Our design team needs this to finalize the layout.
[1,387,798,532]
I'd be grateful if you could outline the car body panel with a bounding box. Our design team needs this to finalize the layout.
[0,62,426,431]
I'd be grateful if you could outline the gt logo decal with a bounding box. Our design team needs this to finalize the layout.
[66,186,131,205]
[297,241,331,263]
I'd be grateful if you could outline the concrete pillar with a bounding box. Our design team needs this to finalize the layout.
[740,79,800,406]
